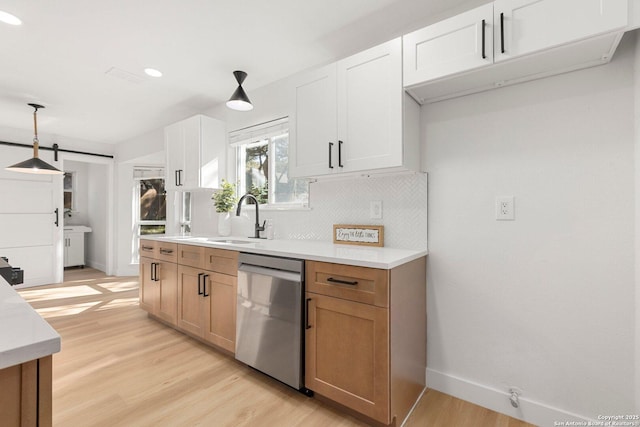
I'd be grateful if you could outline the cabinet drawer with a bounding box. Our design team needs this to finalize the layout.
[139,240,157,258]
[156,242,178,263]
[306,261,389,307]
[177,244,205,269]
[204,248,238,276]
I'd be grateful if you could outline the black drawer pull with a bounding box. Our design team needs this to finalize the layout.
[197,273,204,295]
[327,277,358,286]
[141,246,154,251]
[159,248,174,254]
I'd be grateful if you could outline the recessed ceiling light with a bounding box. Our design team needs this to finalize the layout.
[0,10,22,25]
[144,68,163,78]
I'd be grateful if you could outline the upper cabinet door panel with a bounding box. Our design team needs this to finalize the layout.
[494,0,628,62]
[182,115,202,189]
[289,64,337,178]
[403,4,494,86]
[337,38,403,172]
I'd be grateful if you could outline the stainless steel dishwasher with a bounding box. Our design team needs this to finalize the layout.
[235,253,311,394]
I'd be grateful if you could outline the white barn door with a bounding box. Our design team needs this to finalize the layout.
[0,145,63,286]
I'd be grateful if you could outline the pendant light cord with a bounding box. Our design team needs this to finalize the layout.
[31,104,41,158]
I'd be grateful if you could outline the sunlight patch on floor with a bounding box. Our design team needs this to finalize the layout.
[95,297,139,311]
[19,285,103,302]
[35,301,100,318]
[96,281,138,292]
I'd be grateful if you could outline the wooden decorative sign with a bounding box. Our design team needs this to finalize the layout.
[333,224,384,247]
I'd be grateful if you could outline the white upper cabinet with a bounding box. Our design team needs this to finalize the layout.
[289,64,338,178]
[165,115,227,190]
[403,4,494,86]
[494,0,628,61]
[404,0,628,103]
[290,38,419,179]
[337,39,404,173]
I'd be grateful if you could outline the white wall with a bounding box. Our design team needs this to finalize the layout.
[423,33,636,424]
[86,163,108,272]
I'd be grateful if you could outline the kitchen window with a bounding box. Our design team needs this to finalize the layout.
[231,118,309,207]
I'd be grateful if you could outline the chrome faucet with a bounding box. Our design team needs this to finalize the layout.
[236,194,266,239]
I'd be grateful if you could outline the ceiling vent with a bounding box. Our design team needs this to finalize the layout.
[105,67,147,85]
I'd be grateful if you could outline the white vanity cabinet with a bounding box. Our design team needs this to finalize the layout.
[404,0,628,103]
[63,226,91,268]
[289,37,419,179]
[165,115,227,191]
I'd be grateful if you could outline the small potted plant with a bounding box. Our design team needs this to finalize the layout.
[211,180,237,236]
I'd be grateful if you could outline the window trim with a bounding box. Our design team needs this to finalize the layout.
[232,119,309,209]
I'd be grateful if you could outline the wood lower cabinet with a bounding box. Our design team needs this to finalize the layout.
[139,240,178,326]
[305,258,426,426]
[306,293,389,422]
[0,356,52,427]
[176,246,238,353]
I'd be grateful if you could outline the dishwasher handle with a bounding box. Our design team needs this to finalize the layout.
[238,264,302,283]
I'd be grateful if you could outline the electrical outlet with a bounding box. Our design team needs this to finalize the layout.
[370,200,382,219]
[496,196,515,220]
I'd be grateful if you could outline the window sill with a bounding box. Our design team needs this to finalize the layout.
[259,204,311,212]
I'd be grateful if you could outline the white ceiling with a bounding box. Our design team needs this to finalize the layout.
[0,0,477,145]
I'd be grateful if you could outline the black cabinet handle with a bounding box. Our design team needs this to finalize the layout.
[481,19,486,59]
[54,208,59,227]
[327,277,359,286]
[159,248,173,255]
[305,298,312,329]
[141,246,154,251]
[150,263,156,281]
[203,275,209,297]
[175,170,179,187]
[328,142,334,169]
[500,12,505,54]
[197,273,204,295]
[338,140,344,168]
[175,169,183,186]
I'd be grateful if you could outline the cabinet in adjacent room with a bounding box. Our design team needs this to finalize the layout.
[165,114,227,191]
[63,230,85,268]
[289,37,419,179]
[139,240,178,326]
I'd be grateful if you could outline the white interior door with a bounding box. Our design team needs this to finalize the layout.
[0,146,63,286]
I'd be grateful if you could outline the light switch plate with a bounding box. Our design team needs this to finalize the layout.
[496,196,515,220]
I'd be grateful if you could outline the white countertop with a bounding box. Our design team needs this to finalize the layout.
[145,235,427,269]
[0,276,61,370]
[64,225,92,233]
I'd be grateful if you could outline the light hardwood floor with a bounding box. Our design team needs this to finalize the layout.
[18,268,535,427]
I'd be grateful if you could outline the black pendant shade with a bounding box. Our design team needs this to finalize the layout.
[5,104,63,175]
[226,70,253,111]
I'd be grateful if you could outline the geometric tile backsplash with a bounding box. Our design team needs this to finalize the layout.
[191,172,428,250]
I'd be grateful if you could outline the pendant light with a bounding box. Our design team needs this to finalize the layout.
[5,104,63,175]
[226,70,253,111]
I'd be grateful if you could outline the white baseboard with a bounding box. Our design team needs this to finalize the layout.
[86,260,106,273]
[426,368,595,426]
